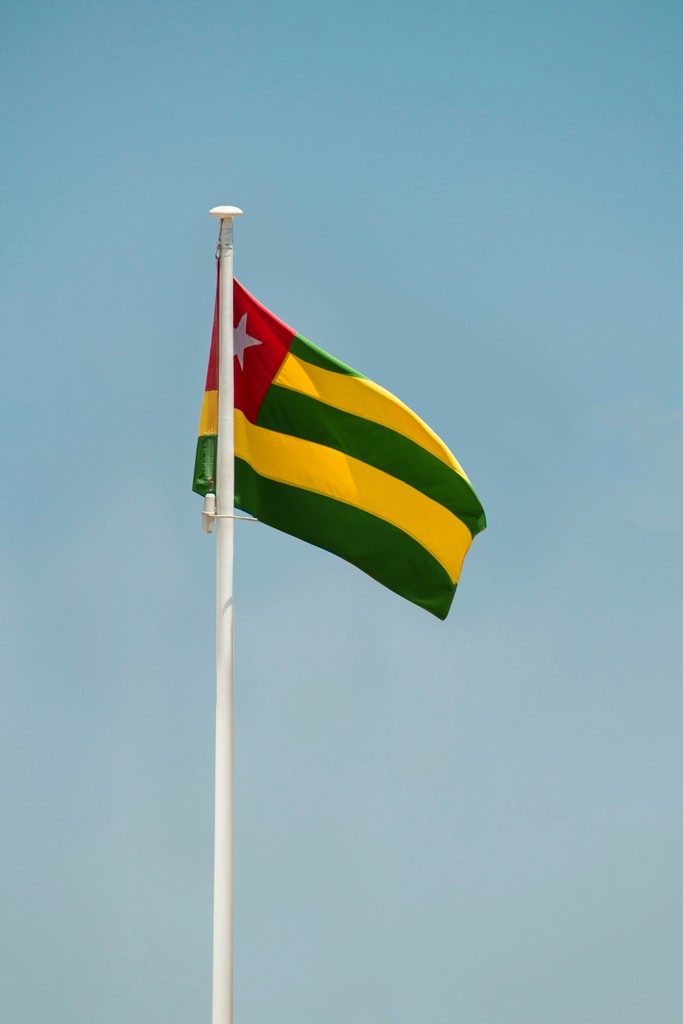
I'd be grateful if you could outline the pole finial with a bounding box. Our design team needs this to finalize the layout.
[209,206,243,219]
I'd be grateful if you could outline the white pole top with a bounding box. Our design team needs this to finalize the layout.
[209,206,243,219]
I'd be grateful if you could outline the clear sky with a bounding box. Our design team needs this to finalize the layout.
[2,1,682,1021]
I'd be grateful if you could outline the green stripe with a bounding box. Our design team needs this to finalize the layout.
[235,458,457,619]
[257,385,487,537]
[192,434,217,496]
[289,333,366,378]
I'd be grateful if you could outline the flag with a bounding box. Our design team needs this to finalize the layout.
[193,276,486,619]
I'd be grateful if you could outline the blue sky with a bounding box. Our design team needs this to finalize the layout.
[2,2,682,1021]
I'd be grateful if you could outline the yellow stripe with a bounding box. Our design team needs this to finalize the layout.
[272,353,469,480]
[235,410,471,583]
[198,389,217,436]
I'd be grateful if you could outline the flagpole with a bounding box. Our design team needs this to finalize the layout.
[209,204,242,1024]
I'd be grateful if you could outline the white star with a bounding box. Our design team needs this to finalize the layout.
[234,313,262,369]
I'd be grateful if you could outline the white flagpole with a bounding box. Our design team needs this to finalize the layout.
[208,204,242,1024]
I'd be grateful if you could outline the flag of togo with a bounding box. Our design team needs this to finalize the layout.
[194,278,486,619]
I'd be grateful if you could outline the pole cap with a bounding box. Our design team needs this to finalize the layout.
[209,206,243,219]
